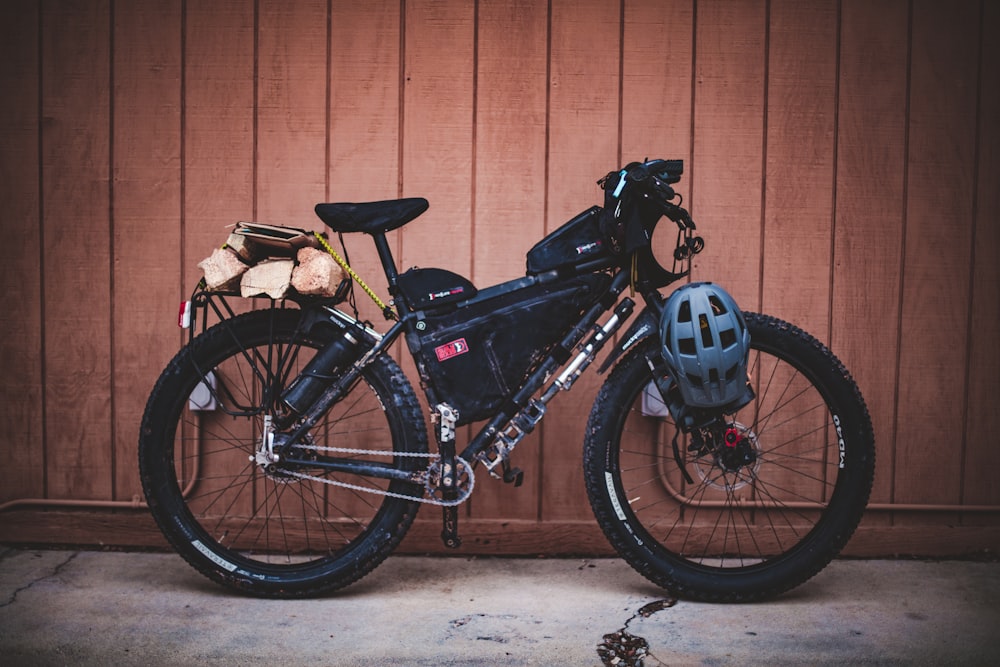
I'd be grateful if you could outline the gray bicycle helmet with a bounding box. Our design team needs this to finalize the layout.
[660,282,753,411]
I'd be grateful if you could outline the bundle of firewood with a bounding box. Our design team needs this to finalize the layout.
[197,223,347,299]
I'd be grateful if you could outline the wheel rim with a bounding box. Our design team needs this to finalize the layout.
[161,328,415,573]
[615,341,848,572]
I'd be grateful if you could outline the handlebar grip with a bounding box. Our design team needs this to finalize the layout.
[641,158,683,184]
[660,160,683,183]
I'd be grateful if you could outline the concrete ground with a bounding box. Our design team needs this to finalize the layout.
[0,548,998,666]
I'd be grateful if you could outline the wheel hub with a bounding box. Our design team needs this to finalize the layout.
[692,421,761,490]
[252,418,316,483]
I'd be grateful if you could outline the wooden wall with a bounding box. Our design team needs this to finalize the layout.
[1,0,997,556]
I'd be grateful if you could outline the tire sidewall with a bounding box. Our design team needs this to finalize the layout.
[586,313,874,600]
[139,309,427,596]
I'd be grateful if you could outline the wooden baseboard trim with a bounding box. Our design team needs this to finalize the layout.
[0,510,996,558]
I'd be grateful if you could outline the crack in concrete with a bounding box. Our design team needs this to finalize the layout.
[1,551,79,608]
[597,597,677,667]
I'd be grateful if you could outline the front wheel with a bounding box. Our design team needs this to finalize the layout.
[139,308,429,597]
[584,312,874,601]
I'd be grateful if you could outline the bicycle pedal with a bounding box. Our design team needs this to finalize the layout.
[502,466,524,487]
[511,399,546,434]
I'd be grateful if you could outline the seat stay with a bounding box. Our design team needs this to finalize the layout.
[314,198,429,235]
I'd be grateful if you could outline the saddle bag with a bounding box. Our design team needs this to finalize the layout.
[405,273,611,425]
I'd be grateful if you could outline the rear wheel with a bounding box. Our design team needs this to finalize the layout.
[139,308,428,597]
[584,312,874,601]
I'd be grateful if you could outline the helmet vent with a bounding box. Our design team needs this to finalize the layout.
[708,294,728,316]
[719,327,737,348]
[679,337,697,355]
[677,300,692,323]
[686,372,703,387]
[699,314,714,348]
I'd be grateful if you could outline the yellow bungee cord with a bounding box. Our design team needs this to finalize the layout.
[312,232,397,320]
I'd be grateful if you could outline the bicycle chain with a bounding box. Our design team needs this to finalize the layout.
[278,446,475,507]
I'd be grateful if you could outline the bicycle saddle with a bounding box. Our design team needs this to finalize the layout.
[314,198,429,235]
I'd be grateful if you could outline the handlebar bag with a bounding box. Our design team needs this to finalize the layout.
[598,168,665,255]
[406,273,611,425]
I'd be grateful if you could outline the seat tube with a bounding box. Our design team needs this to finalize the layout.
[371,233,399,286]
[370,232,410,314]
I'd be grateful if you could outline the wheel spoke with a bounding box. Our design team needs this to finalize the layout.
[585,313,874,601]
[140,308,428,596]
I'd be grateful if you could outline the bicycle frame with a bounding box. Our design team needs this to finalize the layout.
[181,159,696,497]
[186,260,641,484]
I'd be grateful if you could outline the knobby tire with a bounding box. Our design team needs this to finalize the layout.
[139,309,428,598]
[584,312,875,602]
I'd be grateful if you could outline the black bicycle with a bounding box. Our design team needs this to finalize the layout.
[139,159,874,601]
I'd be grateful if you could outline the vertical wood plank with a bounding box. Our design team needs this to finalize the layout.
[832,0,908,515]
[316,0,405,524]
[963,1,1000,514]
[468,0,549,521]
[329,0,401,201]
[40,0,113,500]
[756,0,838,524]
[112,0,182,501]
[400,0,475,275]
[541,0,621,522]
[895,0,979,514]
[689,0,767,309]
[761,0,837,337]
[183,0,263,524]
[685,0,766,540]
[183,0,255,295]
[0,0,44,502]
[328,0,402,324]
[621,0,693,183]
[473,0,548,287]
[256,0,328,227]
[621,0,694,268]
[398,0,474,529]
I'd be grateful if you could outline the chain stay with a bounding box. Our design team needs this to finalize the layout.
[278,445,474,507]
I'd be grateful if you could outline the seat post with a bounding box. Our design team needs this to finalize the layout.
[370,232,406,309]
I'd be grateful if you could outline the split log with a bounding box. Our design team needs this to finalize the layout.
[291,246,347,296]
[240,258,295,299]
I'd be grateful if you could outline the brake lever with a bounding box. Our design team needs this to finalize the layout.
[663,200,696,230]
[673,231,705,261]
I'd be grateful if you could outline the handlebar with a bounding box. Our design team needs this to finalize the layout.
[599,158,703,288]
[606,159,695,231]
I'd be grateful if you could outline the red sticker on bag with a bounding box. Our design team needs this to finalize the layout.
[435,338,469,362]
